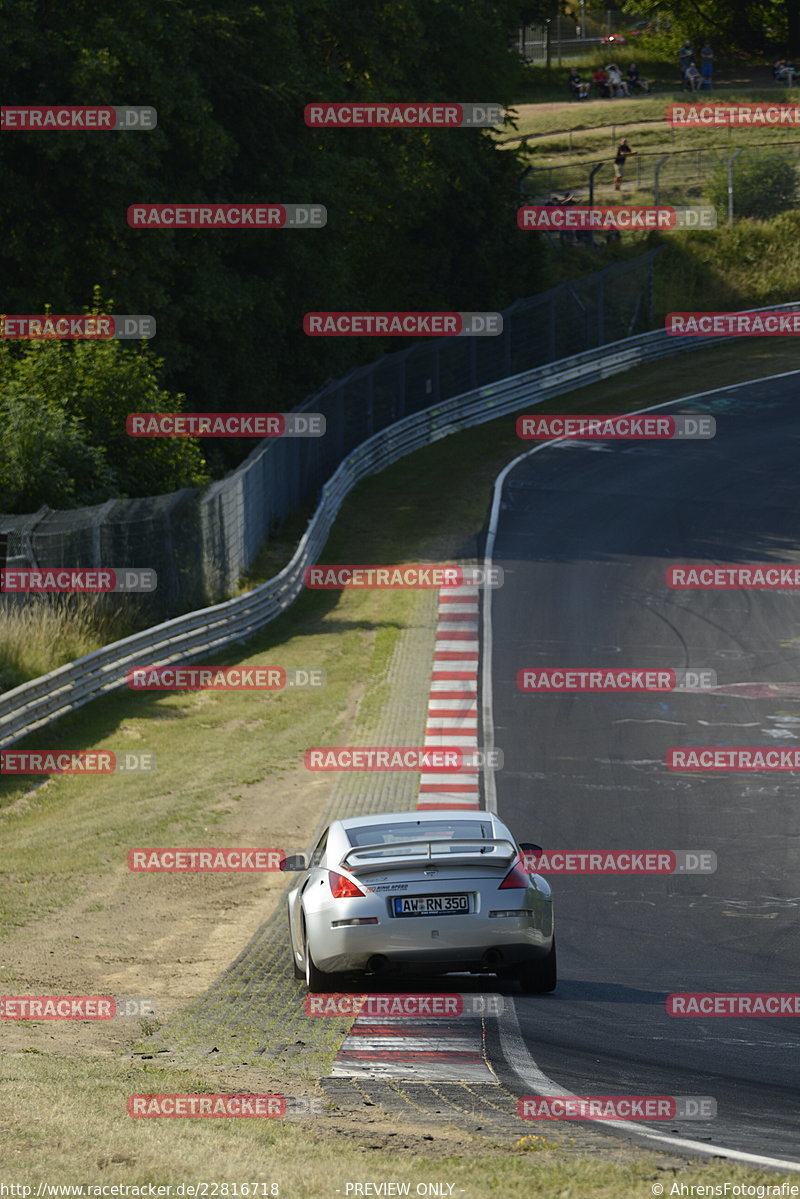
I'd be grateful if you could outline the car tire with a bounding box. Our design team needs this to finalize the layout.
[288,908,305,978]
[303,926,344,992]
[515,937,557,994]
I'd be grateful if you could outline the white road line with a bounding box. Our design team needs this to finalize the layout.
[498,1002,800,1172]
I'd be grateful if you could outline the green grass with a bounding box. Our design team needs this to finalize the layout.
[654,209,800,316]
[0,595,146,694]
[0,1053,789,1192]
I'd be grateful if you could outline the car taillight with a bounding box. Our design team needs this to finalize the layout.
[499,857,531,889]
[329,870,367,899]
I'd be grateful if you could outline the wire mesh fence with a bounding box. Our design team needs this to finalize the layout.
[0,251,662,621]
[519,141,800,211]
[513,10,635,65]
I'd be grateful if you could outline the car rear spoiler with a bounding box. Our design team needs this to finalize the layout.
[341,837,517,875]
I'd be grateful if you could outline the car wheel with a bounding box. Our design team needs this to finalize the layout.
[515,937,557,994]
[303,926,343,992]
[288,907,304,978]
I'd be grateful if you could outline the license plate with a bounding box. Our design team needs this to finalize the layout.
[393,894,470,917]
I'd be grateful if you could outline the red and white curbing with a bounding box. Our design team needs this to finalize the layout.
[330,1019,493,1081]
[326,583,493,1082]
[418,586,481,810]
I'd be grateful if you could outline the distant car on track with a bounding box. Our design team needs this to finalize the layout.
[285,808,556,994]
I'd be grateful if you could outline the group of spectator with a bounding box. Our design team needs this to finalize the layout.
[678,40,714,89]
[568,39,716,101]
[569,62,651,100]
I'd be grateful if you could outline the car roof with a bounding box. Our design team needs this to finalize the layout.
[336,810,499,830]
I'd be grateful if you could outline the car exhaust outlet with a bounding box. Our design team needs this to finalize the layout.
[366,954,389,973]
[482,948,503,968]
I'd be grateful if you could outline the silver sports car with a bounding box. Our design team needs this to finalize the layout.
[285,808,556,993]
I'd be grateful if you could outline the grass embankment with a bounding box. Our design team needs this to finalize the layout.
[2,1052,791,1195]
[655,210,800,316]
[502,65,800,206]
[3,338,798,1184]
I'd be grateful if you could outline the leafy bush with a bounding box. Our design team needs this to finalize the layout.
[0,295,209,512]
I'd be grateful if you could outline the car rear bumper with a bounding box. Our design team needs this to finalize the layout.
[308,911,553,974]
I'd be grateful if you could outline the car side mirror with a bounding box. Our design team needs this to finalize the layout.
[518,842,543,854]
[280,853,307,872]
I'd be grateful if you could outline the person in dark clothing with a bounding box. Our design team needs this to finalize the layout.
[568,67,590,98]
[613,137,635,190]
[700,41,714,87]
[626,62,652,92]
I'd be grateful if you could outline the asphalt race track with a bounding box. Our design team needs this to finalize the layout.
[487,372,800,1164]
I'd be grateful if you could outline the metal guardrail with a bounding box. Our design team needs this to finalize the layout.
[1,309,796,749]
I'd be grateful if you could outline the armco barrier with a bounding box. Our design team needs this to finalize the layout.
[0,311,795,749]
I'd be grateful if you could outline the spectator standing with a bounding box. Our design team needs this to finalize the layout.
[678,41,694,78]
[613,136,635,190]
[701,41,714,87]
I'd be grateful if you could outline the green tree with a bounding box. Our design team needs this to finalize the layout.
[0,304,209,511]
[0,0,541,475]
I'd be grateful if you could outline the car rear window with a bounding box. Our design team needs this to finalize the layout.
[346,820,495,846]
